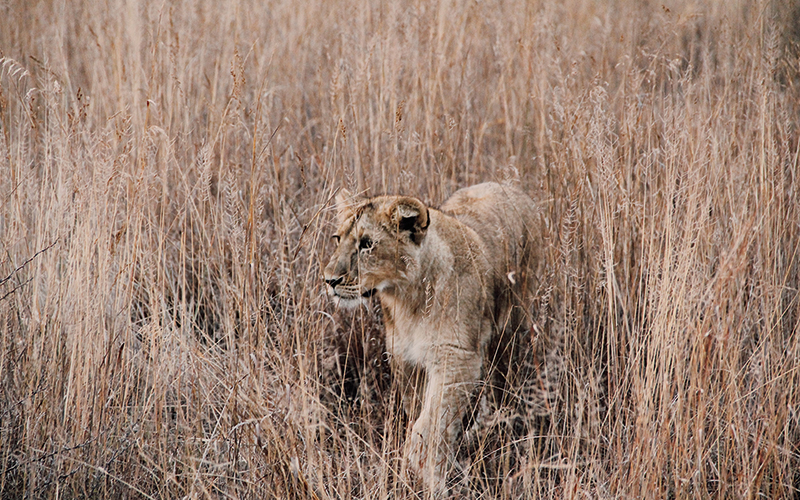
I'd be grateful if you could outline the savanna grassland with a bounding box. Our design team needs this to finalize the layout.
[2,0,800,498]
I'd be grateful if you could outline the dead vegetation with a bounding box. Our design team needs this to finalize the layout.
[1,0,799,498]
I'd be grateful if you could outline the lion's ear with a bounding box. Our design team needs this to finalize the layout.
[388,197,430,245]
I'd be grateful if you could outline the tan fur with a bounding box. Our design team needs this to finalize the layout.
[323,182,538,492]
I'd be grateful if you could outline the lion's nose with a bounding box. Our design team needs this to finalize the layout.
[325,277,343,288]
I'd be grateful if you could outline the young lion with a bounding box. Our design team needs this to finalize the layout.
[323,182,538,492]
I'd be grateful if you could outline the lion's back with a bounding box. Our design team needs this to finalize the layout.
[440,182,538,276]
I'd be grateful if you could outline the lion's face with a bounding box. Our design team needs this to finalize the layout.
[323,190,429,308]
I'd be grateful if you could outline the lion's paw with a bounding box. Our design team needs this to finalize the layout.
[404,419,450,493]
[403,420,428,474]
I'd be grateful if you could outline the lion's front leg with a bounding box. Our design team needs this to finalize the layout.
[403,346,482,493]
[394,358,425,421]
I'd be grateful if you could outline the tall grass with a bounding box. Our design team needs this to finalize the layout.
[1,0,798,498]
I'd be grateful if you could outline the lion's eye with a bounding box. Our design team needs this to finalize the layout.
[331,235,341,244]
[359,236,373,251]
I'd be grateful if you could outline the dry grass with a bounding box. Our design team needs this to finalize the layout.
[1,0,799,498]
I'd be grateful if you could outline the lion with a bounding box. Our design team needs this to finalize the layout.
[323,182,539,493]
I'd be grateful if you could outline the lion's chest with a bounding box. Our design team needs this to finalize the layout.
[380,295,487,368]
[385,319,435,366]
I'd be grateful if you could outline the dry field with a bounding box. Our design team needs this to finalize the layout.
[2,0,799,498]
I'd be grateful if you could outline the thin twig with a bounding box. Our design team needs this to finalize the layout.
[0,239,59,295]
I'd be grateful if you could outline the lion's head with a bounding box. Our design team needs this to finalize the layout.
[323,189,430,308]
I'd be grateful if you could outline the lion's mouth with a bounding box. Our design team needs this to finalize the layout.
[327,283,364,299]
[326,282,376,307]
